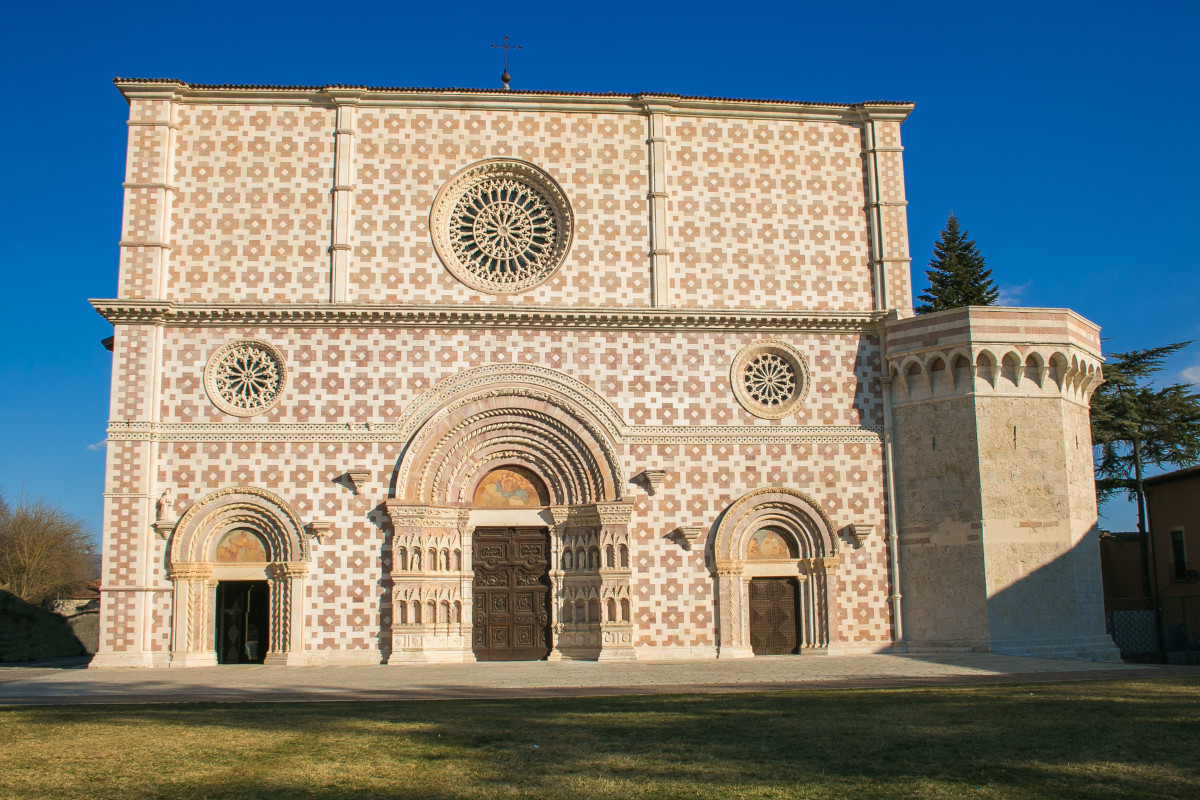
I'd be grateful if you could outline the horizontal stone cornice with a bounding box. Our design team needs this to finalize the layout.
[106,419,883,445]
[114,79,914,124]
[89,300,886,333]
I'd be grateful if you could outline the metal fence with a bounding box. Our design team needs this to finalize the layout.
[1105,595,1200,664]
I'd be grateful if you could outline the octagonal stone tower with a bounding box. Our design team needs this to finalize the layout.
[884,307,1120,660]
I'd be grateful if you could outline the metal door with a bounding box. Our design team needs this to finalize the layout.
[472,526,551,661]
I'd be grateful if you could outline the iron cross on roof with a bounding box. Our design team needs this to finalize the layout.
[491,35,522,90]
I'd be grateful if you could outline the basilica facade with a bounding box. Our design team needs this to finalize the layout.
[91,78,1118,667]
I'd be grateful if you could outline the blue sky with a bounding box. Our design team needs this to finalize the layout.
[1,0,1196,539]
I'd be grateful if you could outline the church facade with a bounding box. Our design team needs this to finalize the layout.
[90,78,1119,667]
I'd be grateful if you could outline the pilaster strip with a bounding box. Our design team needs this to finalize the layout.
[328,92,361,302]
[641,103,673,307]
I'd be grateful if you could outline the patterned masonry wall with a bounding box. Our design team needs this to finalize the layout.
[105,326,892,657]
[121,97,910,310]
[97,83,920,665]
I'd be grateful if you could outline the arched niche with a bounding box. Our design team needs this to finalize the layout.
[711,487,840,658]
[166,486,309,667]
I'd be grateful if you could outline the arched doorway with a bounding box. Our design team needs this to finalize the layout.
[471,468,552,661]
[386,366,634,663]
[167,487,310,667]
[711,488,841,658]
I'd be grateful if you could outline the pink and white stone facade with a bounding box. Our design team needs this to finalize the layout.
[91,79,1117,667]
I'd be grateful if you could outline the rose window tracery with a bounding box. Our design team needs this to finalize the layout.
[431,160,573,293]
[204,339,288,417]
[731,341,810,419]
[744,353,796,407]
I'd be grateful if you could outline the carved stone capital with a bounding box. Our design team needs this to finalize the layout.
[594,501,635,526]
[167,562,213,581]
[267,562,310,581]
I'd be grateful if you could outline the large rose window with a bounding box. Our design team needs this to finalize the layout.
[431,160,573,293]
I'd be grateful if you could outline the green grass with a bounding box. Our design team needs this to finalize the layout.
[2,678,1198,799]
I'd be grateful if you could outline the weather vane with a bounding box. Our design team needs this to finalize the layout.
[491,35,522,90]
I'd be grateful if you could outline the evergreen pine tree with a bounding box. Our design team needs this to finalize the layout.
[915,213,1000,314]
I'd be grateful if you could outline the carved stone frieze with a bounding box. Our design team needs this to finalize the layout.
[90,299,886,333]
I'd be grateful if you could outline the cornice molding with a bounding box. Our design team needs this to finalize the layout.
[106,419,883,445]
[114,79,914,123]
[89,300,886,333]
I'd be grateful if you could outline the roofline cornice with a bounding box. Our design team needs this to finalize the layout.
[113,78,914,122]
[88,300,888,333]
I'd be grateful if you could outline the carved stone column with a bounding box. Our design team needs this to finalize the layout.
[386,502,429,663]
[596,501,635,661]
[264,561,309,665]
[167,562,215,667]
[546,506,571,661]
[715,563,752,659]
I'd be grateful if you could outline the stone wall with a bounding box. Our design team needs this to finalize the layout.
[887,307,1118,660]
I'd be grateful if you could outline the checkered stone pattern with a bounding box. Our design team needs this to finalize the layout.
[113,326,154,419]
[156,440,398,651]
[99,435,151,655]
[169,105,334,303]
[626,441,891,648]
[350,109,651,306]
[147,435,892,655]
[158,327,882,428]
[665,117,873,311]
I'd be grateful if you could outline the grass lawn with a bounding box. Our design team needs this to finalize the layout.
[2,678,1198,799]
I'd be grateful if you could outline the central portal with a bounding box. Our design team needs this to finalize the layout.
[472,526,551,661]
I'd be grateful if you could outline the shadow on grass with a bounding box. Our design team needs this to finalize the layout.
[3,679,1199,799]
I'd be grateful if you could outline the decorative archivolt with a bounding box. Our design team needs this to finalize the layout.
[711,487,839,570]
[394,364,626,445]
[887,345,1103,405]
[169,486,309,565]
[394,367,626,505]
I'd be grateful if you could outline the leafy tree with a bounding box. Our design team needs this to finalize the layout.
[0,492,97,607]
[1091,342,1200,538]
[915,213,1000,314]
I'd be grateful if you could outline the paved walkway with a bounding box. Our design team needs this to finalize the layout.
[2,653,1192,706]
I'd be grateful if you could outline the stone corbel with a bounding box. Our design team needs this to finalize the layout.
[345,470,371,494]
[152,518,176,541]
[844,523,872,549]
[668,526,705,551]
[307,521,334,544]
[639,469,667,496]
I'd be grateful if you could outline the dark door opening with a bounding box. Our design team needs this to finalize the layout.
[216,581,269,664]
[749,577,800,655]
[472,526,551,661]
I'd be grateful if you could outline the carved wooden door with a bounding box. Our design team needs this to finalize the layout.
[472,526,551,661]
[749,577,800,655]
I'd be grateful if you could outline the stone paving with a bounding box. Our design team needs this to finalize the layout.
[1,653,1187,706]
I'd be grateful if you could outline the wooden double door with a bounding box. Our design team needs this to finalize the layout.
[472,526,551,661]
[749,577,800,655]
